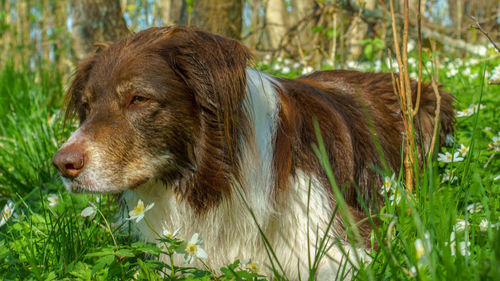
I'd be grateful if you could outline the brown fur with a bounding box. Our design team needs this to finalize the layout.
[56,26,455,239]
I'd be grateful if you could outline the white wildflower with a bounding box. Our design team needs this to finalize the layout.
[447,231,470,256]
[272,63,280,71]
[475,45,487,56]
[282,66,290,74]
[128,199,154,223]
[415,232,431,261]
[458,144,469,157]
[81,202,97,219]
[47,194,59,207]
[346,61,358,69]
[301,66,313,75]
[466,203,483,213]
[492,136,500,147]
[292,62,301,69]
[456,108,473,117]
[381,173,396,194]
[479,219,489,232]
[414,239,425,260]
[0,200,15,227]
[437,151,464,163]
[183,233,208,264]
[283,58,291,65]
[407,40,416,52]
[457,241,471,256]
[445,134,454,146]
[446,68,458,78]
[242,260,260,273]
[389,189,402,205]
[470,104,486,112]
[408,57,416,66]
[453,219,468,232]
[163,227,181,239]
[442,169,458,183]
[490,64,500,82]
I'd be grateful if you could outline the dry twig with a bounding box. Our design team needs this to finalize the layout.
[389,0,416,192]
[469,15,500,53]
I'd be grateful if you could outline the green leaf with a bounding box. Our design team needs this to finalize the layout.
[311,26,323,33]
[115,249,135,258]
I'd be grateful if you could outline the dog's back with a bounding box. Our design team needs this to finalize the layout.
[273,70,454,216]
[53,26,455,279]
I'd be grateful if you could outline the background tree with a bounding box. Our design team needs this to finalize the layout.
[191,0,243,40]
[0,0,498,72]
[70,0,130,61]
[159,0,188,26]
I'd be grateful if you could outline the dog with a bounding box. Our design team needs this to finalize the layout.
[53,26,454,279]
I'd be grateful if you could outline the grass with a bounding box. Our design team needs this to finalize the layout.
[0,51,499,280]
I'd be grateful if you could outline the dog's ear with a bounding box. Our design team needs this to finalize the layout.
[65,54,96,126]
[65,40,114,126]
[93,41,113,52]
[159,27,252,157]
[157,27,252,210]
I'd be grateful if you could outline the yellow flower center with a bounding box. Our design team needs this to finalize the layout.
[2,208,12,220]
[247,262,260,273]
[415,242,425,259]
[384,179,391,189]
[186,243,197,255]
[132,201,145,216]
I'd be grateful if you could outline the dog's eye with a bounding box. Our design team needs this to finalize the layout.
[131,96,149,105]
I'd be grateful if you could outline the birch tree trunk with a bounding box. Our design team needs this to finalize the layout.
[70,0,129,61]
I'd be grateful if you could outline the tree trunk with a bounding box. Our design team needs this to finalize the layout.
[159,0,187,26]
[244,0,264,50]
[346,0,376,61]
[191,0,242,40]
[263,0,288,50]
[447,0,463,40]
[70,0,130,61]
[290,0,316,53]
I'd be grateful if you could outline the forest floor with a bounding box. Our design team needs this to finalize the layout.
[0,51,499,280]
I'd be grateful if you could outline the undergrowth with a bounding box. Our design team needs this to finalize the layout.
[0,52,499,280]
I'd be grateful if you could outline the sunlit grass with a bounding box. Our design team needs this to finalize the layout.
[0,52,499,280]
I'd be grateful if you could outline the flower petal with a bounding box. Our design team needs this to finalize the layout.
[189,233,199,244]
[81,206,96,217]
[196,247,208,259]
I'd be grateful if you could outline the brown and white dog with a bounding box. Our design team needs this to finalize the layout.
[53,26,454,279]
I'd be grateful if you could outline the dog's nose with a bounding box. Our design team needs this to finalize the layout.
[53,145,85,178]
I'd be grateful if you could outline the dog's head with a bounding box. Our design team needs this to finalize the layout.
[53,27,251,203]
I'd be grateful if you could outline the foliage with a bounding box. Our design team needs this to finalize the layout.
[0,50,499,280]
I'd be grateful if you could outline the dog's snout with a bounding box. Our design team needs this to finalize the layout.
[53,145,85,178]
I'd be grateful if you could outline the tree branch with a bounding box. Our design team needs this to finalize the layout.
[469,15,500,52]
